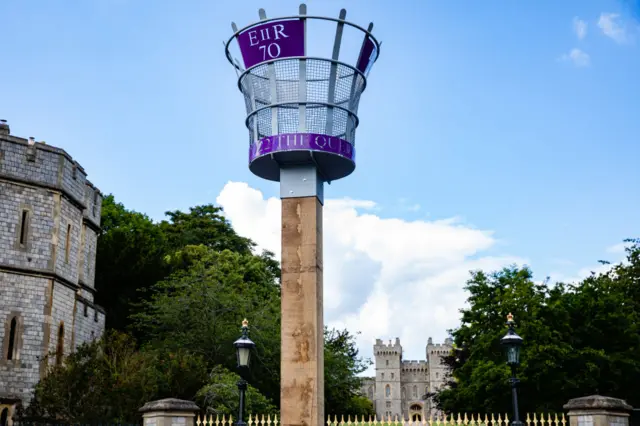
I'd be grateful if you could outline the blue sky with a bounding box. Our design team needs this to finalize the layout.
[2,0,639,360]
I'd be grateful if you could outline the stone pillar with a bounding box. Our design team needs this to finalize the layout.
[564,395,633,426]
[280,196,324,426]
[139,399,200,426]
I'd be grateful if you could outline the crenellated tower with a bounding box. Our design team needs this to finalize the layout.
[0,120,105,419]
[374,338,403,419]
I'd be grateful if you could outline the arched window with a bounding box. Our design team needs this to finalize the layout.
[385,384,391,398]
[56,323,65,366]
[386,359,389,366]
[7,317,17,360]
[413,385,417,398]
[0,407,9,426]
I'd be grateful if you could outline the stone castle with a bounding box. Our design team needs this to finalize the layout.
[360,337,453,421]
[0,120,105,420]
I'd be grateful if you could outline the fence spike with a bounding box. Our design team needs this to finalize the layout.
[555,413,560,426]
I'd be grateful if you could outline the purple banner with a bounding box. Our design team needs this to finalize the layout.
[237,19,305,69]
[356,37,377,75]
[249,133,355,162]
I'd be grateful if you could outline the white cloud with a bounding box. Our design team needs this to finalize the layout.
[573,17,588,40]
[607,241,629,254]
[598,13,629,43]
[216,181,525,374]
[560,48,591,67]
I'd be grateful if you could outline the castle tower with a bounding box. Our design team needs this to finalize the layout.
[426,336,453,417]
[0,121,106,416]
[374,338,403,420]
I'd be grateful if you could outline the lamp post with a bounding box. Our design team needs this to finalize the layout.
[233,319,255,426]
[500,313,524,426]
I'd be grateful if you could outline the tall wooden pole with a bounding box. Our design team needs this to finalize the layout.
[280,196,324,426]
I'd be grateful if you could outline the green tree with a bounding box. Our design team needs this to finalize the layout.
[436,266,582,413]
[95,195,169,332]
[23,331,207,423]
[196,365,278,416]
[160,205,254,255]
[324,329,375,417]
[561,239,640,406]
[131,247,282,404]
[96,199,278,334]
[436,241,640,413]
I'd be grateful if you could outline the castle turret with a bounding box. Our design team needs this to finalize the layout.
[374,338,403,420]
[0,126,106,413]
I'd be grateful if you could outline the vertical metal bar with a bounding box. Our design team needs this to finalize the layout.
[235,58,258,144]
[345,22,373,143]
[298,4,307,133]
[324,9,346,136]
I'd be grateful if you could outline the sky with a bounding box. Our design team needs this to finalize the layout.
[2,0,639,374]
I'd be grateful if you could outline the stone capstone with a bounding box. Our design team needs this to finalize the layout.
[139,399,200,414]
[564,395,633,412]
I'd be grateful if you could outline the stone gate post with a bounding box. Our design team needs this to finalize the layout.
[139,398,200,426]
[564,395,633,426]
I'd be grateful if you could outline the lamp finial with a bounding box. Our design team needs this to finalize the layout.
[507,313,514,323]
[242,318,249,327]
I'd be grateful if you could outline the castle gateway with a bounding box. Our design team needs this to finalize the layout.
[360,337,453,421]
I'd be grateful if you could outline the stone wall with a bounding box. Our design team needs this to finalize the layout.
[0,182,55,271]
[53,197,83,284]
[0,272,49,403]
[79,226,98,290]
[73,299,105,347]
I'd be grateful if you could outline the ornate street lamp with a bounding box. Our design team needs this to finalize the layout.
[500,313,524,426]
[233,319,255,426]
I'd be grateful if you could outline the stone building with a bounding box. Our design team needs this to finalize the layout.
[0,120,106,421]
[360,337,453,421]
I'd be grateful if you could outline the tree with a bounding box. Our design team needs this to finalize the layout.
[23,331,207,424]
[196,366,278,416]
[96,199,278,334]
[324,329,375,417]
[436,241,640,413]
[131,247,282,405]
[159,205,254,255]
[95,195,169,332]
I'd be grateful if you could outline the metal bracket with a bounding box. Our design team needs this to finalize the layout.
[280,165,324,204]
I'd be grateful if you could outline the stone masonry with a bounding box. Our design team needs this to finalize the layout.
[360,337,453,421]
[0,120,105,416]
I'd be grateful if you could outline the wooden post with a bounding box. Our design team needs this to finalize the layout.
[280,196,324,426]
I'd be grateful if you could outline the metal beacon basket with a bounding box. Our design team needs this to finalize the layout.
[224,4,380,186]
